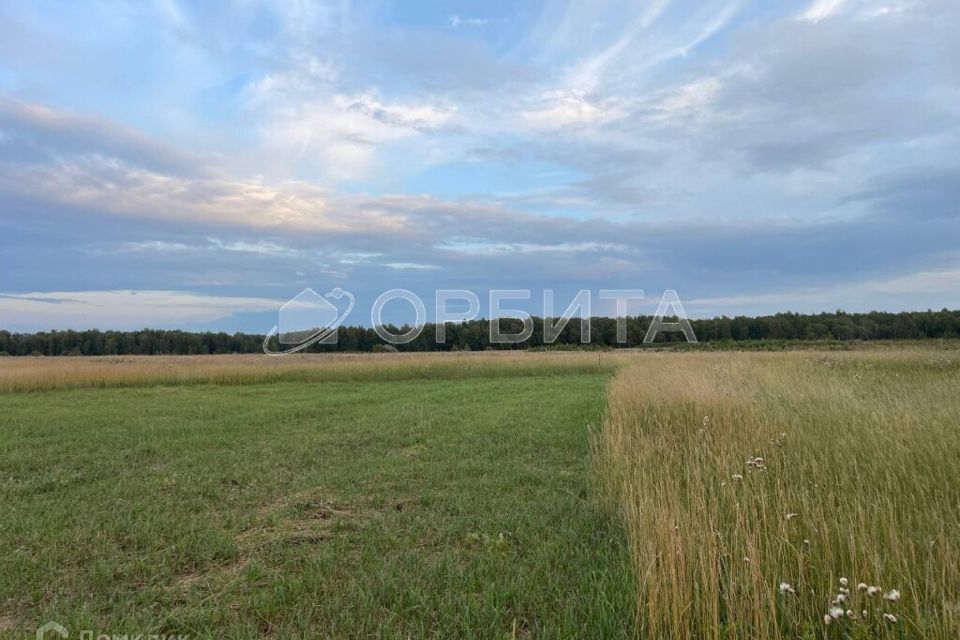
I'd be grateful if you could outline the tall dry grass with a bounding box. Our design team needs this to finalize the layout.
[0,350,631,393]
[597,351,960,638]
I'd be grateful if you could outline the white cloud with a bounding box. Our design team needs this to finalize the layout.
[345,93,456,131]
[439,241,624,256]
[517,1,742,133]
[0,97,198,173]
[384,262,440,270]
[0,154,408,233]
[3,1,959,325]
[123,240,193,253]
[646,76,723,125]
[92,238,302,257]
[448,15,490,28]
[521,91,629,129]
[256,92,456,180]
[856,1,918,20]
[206,238,302,257]
[0,290,285,329]
[689,268,960,314]
[250,55,341,97]
[868,269,960,295]
[799,0,850,22]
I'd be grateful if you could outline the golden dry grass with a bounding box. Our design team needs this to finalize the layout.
[597,350,960,638]
[0,345,938,393]
[0,350,631,393]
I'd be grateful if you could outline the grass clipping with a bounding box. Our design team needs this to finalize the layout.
[596,351,960,639]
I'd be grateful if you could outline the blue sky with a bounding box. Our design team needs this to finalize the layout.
[1,0,958,331]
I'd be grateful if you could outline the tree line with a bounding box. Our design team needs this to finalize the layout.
[2,308,959,356]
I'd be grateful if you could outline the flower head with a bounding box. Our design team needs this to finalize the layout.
[883,613,898,624]
[778,582,796,595]
[884,589,900,602]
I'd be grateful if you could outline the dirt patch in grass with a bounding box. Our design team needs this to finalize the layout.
[174,558,250,592]
[245,489,378,548]
[173,490,379,595]
[256,487,340,516]
[398,443,425,459]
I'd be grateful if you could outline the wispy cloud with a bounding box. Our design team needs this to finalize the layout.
[798,0,849,22]
[448,15,491,28]
[0,290,284,330]
[1,0,958,329]
[689,268,960,315]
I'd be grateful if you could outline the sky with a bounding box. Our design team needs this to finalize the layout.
[0,0,958,332]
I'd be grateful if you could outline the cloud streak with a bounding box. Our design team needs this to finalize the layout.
[0,290,284,330]
[1,0,958,330]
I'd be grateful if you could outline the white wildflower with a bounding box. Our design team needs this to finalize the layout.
[779,582,796,595]
[833,593,847,604]
[857,583,868,592]
[829,606,845,620]
[883,613,898,624]
[867,586,881,596]
[839,577,848,587]
[846,610,854,618]
[824,614,833,625]
[884,589,900,602]
[786,513,798,520]
[732,474,743,481]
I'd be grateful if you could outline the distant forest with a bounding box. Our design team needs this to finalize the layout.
[2,309,959,356]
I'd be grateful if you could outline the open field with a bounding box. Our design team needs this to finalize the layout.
[600,351,960,638]
[0,351,620,393]
[1,347,959,638]
[0,343,951,393]
[0,364,631,638]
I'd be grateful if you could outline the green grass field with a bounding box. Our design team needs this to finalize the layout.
[0,367,631,638]
[2,349,959,639]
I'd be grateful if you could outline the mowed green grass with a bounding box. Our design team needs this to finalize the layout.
[0,371,633,638]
